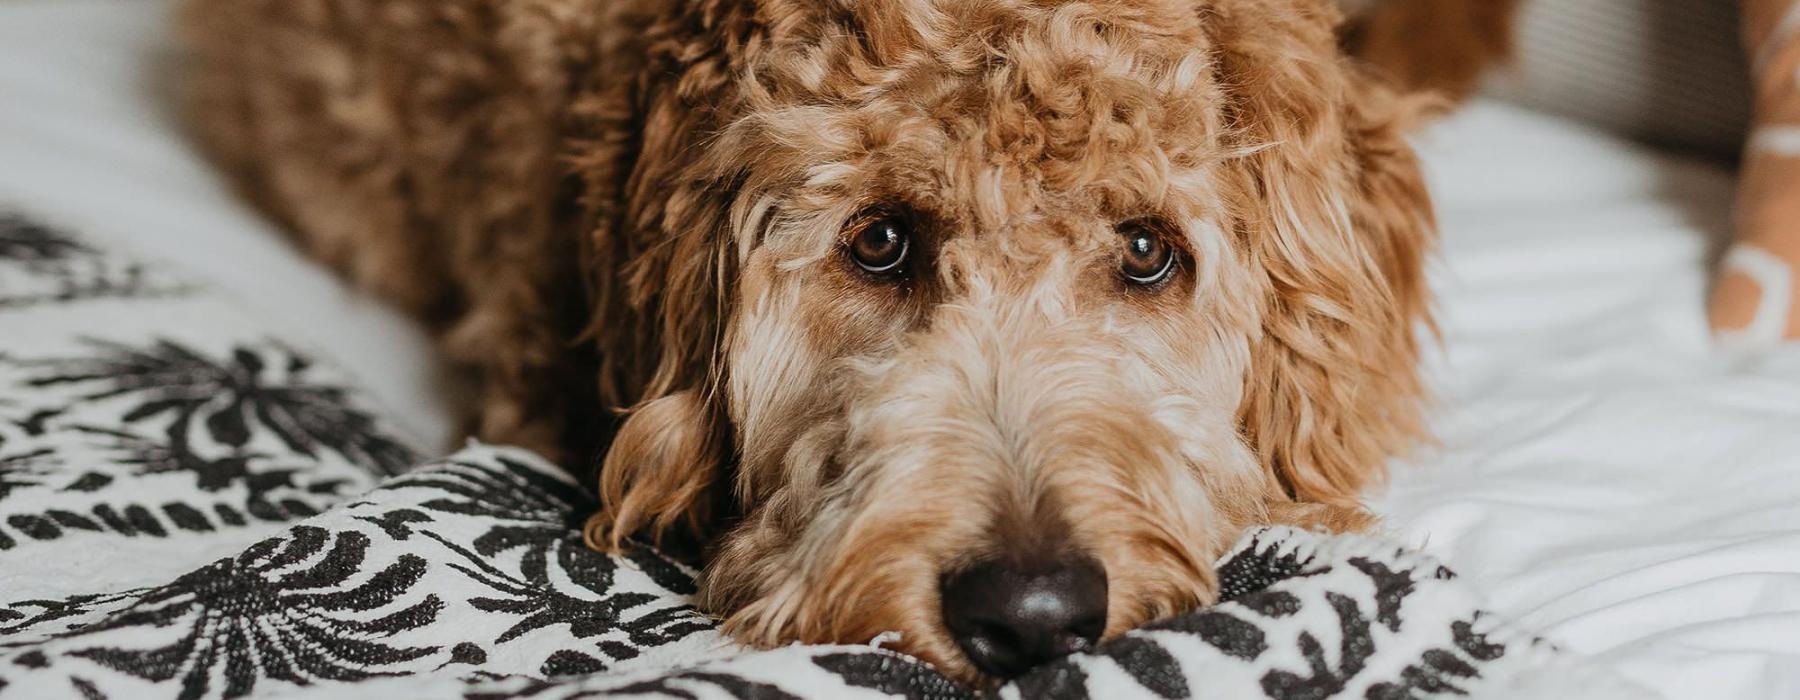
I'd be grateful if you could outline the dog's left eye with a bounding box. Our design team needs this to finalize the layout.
[847,211,912,276]
[1118,221,1176,286]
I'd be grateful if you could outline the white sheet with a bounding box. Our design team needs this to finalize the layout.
[3,2,1796,698]
[1377,107,1800,699]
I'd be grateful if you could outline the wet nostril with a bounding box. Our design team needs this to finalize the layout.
[977,621,1021,650]
[940,555,1108,679]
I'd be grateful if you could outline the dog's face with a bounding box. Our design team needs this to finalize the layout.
[581,0,1431,684]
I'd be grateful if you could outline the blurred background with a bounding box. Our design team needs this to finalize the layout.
[1487,0,1750,163]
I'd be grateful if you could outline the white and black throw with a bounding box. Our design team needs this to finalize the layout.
[0,212,1650,699]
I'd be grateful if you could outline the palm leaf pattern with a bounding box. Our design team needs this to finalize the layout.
[389,457,714,663]
[0,214,92,265]
[24,338,415,477]
[0,214,186,307]
[62,526,440,699]
[0,446,56,502]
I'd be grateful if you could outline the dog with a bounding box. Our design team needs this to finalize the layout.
[179,0,1434,684]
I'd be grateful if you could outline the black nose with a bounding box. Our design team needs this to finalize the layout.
[940,555,1108,679]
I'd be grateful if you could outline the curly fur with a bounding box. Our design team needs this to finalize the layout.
[180,0,1434,683]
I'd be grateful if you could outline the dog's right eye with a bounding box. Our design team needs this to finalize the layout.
[1117,219,1177,287]
[847,212,912,276]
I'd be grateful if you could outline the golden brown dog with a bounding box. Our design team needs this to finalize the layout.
[180,0,1434,683]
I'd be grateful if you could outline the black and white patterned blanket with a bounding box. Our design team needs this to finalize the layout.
[0,213,1649,699]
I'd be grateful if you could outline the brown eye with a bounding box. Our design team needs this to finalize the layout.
[847,211,911,276]
[1118,220,1176,285]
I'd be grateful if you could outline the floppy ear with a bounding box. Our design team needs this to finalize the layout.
[1206,0,1436,507]
[573,4,754,552]
[584,389,728,552]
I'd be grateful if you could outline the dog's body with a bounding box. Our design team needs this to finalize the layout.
[1339,0,1520,102]
[181,0,1433,683]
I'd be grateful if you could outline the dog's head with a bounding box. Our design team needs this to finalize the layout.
[577,0,1431,683]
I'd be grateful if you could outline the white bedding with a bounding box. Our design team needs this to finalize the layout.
[1378,108,1800,700]
[2,2,1797,698]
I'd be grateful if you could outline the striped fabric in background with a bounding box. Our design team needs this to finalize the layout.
[1483,0,1752,162]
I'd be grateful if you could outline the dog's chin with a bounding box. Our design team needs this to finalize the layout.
[707,550,975,678]
[714,587,990,688]
[884,579,1219,688]
[706,526,1225,689]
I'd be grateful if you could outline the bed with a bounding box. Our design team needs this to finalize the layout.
[3,1,1797,698]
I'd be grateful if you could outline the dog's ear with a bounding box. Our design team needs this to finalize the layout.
[573,4,758,551]
[1205,0,1435,507]
[584,389,726,552]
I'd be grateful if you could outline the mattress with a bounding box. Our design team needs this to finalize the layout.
[2,1,1796,698]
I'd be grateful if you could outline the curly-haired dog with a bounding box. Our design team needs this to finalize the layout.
[180,0,1434,683]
